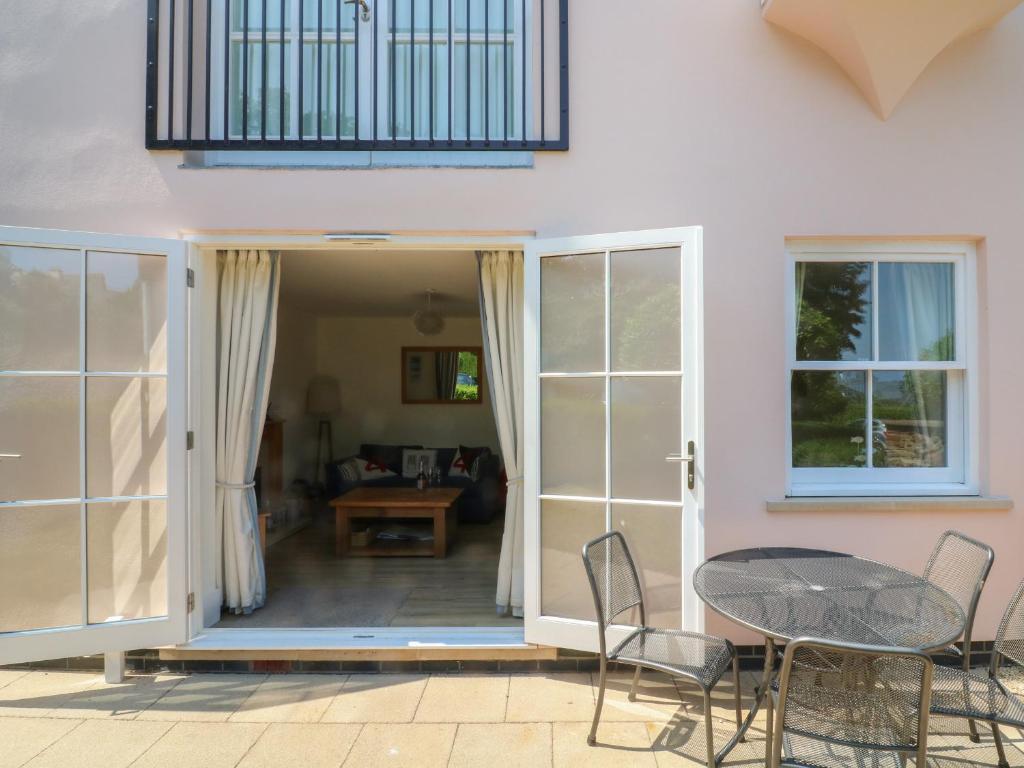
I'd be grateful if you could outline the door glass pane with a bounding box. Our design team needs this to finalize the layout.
[87,252,168,373]
[0,246,80,371]
[878,263,955,361]
[0,377,79,502]
[791,371,868,468]
[795,262,872,361]
[541,252,604,372]
[541,499,604,621]
[0,505,81,633]
[541,377,604,496]
[86,378,167,498]
[610,247,680,371]
[611,377,681,502]
[873,371,948,468]
[87,500,168,624]
[613,504,681,629]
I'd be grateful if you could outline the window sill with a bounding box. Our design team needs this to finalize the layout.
[766,496,1013,513]
[180,150,535,170]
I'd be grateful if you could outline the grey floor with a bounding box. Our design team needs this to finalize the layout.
[216,510,522,628]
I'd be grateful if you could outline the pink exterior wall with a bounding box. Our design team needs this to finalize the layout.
[2,1,1023,641]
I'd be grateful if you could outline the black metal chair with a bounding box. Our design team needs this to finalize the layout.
[931,578,1024,768]
[770,638,934,768]
[582,531,742,766]
[921,530,995,742]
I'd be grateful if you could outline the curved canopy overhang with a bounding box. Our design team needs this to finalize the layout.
[763,0,1024,118]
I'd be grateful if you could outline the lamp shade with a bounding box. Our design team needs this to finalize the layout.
[306,375,341,416]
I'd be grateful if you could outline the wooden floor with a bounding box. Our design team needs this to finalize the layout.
[216,510,522,629]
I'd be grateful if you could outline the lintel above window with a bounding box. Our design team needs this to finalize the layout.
[786,241,978,497]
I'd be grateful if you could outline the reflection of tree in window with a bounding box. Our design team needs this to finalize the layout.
[795,262,871,361]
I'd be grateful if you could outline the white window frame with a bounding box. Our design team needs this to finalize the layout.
[785,241,978,498]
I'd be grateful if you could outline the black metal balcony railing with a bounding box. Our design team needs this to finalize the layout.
[145,0,568,151]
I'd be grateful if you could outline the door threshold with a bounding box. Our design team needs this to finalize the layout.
[161,626,556,662]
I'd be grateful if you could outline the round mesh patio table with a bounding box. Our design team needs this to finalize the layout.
[694,547,965,652]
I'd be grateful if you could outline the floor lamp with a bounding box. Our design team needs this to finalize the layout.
[307,375,341,489]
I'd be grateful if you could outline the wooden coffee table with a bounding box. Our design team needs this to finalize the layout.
[330,487,463,558]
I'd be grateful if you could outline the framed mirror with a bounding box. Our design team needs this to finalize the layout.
[401,347,484,404]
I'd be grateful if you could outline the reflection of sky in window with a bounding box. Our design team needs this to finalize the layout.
[8,249,79,274]
[878,263,954,361]
[90,255,140,293]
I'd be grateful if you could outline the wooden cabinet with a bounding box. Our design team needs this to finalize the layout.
[258,419,284,504]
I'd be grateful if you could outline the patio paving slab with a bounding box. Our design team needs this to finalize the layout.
[136,674,267,722]
[505,672,595,722]
[0,716,81,768]
[448,722,553,768]
[236,722,361,768]
[342,722,457,768]
[320,674,424,723]
[0,672,102,718]
[130,721,268,768]
[48,674,184,720]
[23,719,172,768]
[414,674,510,723]
[229,674,345,723]
[554,721,659,767]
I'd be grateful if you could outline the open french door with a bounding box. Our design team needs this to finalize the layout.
[0,226,189,665]
[523,227,704,652]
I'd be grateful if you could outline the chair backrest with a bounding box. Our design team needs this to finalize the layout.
[771,638,933,768]
[581,531,645,633]
[923,530,994,636]
[991,579,1024,678]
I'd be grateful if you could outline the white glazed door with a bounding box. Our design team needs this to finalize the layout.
[523,228,703,652]
[0,226,189,665]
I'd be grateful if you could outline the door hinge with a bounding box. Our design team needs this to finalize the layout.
[186,430,194,450]
[186,268,195,287]
[186,592,195,613]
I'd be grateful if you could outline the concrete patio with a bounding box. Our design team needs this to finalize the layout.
[0,667,1019,767]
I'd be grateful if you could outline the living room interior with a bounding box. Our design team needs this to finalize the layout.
[215,246,519,629]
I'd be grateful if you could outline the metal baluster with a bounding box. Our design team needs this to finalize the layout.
[317,0,323,141]
[520,0,525,144]
[373,0,378,142]
[484,0,489,143]
[558,0,566,146]
[353,0,359,140]
[539,0,544,144]
[261,0,268,140]
[243,0,249,140]
[280,0,285,139]
[336,0,341,140]
[168,0,176,139]
[503,0,507,144]
[223,0,229,138]
[405,0,409,140]
[298,0,304,140]
[429,0,434,143]
[465,0,470,143]
[390,0,396,141]
[205,0,212,139]
[186,0,194,141]
[447,0,452,144]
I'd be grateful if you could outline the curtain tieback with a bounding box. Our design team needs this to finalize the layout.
[506,476,524,486]
[217,480,256,490]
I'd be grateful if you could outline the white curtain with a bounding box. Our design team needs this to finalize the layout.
[216,249,280,613]
[477,250,525,617]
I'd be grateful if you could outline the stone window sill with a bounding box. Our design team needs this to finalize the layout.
[180,150,534,170]
[766,496,1013,513]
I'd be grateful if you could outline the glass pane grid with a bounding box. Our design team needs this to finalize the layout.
[0,246,170,636]
[792,256,960,473]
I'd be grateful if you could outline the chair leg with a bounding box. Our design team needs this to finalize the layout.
[703,688,716,768]
[764,683,774,767]
[732,654,745,742]
[992,723,1010,768]
[588,656,608,746]
[628,664,642,702]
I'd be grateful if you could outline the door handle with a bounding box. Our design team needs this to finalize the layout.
[665,441,696,490]
[0,454,22,460]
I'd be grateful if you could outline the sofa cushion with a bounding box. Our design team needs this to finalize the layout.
[360,443,422,475]
[449,445,492,480]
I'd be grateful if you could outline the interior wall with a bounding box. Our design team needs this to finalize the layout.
[316,316,499,460]
[268,301,319,487]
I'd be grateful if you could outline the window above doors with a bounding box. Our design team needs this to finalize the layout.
[786,241,978,497]
[145,0,568,152]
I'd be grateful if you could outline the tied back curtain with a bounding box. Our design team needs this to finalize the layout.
[435,351,459,400]
[216,250,280,613]
[477,250,525,617]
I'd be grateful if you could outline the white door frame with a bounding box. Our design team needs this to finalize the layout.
[0,226,189,665]
[522,227,705,653]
